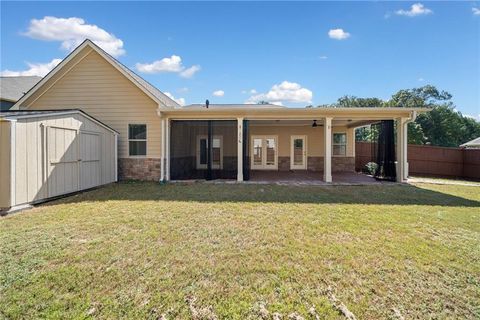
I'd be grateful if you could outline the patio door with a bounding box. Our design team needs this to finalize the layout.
[251,136,278,170]
[290,135,307,170]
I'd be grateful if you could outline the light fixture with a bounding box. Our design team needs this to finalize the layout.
[312,120,318,127]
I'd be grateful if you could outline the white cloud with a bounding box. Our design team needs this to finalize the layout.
[328,28,350,40]
[396,3,432,17]
[164,92,185,106]
[0,58,62,77]
[473,7,480,15]
[319,55,328,59]
[245,81,313,105]
[177,87,189,93]
[136,56,201,78]
[179,65,201,78]
[418,77,425,82]
[242,89,257,94]
[136,55,183,73]
[212,90,224,97]
[24,16,125,57]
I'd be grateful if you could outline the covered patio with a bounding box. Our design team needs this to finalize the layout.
[158,105,424,184]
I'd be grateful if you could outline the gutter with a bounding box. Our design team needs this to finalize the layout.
[405,110,417,125]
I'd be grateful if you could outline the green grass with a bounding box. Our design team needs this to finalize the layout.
[1,182,479,319]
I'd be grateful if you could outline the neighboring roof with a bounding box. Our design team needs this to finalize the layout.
[0,109,119,134]
[460,137,480,148]
[183,103,286,109]
[14,39,179,109]
[0,76,42,102]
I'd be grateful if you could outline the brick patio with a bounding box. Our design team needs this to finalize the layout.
[248,171,389,185]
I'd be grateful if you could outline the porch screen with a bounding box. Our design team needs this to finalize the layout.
[371,120,396,181]
[170,120,238,180]
[243,120,250,181]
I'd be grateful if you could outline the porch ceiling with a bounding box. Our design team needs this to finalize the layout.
[249,119,379,128]
[159,107,428,121]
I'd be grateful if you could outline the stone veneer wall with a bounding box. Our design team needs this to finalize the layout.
[332,157,355,172]
[278,157,290,171]
[278,156,355,172]
[118,156,355,181]
[118,158,161,181]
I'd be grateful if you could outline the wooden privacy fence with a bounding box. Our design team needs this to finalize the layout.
[355,142,480,180]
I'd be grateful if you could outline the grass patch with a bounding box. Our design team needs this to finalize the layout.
[1,182,479,319]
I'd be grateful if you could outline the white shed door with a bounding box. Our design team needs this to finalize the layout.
[46,126,80,198]
[79,131,101,189]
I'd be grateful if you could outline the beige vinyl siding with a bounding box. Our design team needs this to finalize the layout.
[250,125,355,157]
[0,121,11,208]
[7,113,116,208]
[20,48,160,159]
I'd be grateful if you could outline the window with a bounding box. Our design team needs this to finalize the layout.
[128,124,147,156]
[196,135,223,169]
[333,132,347,156]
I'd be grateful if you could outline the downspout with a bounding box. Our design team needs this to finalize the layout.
[157,107,165,183]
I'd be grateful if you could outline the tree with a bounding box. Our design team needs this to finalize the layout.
[313,85,480,147]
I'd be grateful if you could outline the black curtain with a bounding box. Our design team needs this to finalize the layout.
[243,120,250,181]
[170,120,237,180]
[371,120,396,181]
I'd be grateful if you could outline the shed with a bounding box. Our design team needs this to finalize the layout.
[0,110,118,212]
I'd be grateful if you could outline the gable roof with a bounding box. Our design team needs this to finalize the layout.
[0,109,118,134]
[0,76,42,102]
[460,137,480,148]
[14,39,180,109]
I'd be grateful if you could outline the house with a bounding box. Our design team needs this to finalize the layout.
[12,39,426,184]
[460,137,480,149]
[0,76,42,111]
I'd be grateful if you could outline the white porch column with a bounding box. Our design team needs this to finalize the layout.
[396,117,408,182]
[237,117,244,182]
[165,118,171,181]
[160,118,165,182]
[324,117,332,182]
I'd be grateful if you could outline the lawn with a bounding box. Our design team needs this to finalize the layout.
[1,182,479,319]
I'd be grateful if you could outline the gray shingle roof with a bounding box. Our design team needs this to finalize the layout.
[184,103,286,109]
[1,76,42,102]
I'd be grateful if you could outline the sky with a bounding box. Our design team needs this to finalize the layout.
[1,1,479,119]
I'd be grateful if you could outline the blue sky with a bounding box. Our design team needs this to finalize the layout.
[1,1,479,118]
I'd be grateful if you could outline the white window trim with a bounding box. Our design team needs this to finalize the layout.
[196,135,223,170]
[290,135,307,170]
[332,132,347,157]
[250,135,278,170]
[128,124,147,157]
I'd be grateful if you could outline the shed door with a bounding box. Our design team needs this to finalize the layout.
[46,126,80,198]
[79,131,101,189]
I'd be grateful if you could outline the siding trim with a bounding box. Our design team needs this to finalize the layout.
[10,120,16,207]
[115,134,118,182]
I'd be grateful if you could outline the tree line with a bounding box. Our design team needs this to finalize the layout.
[308,85,480,147]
